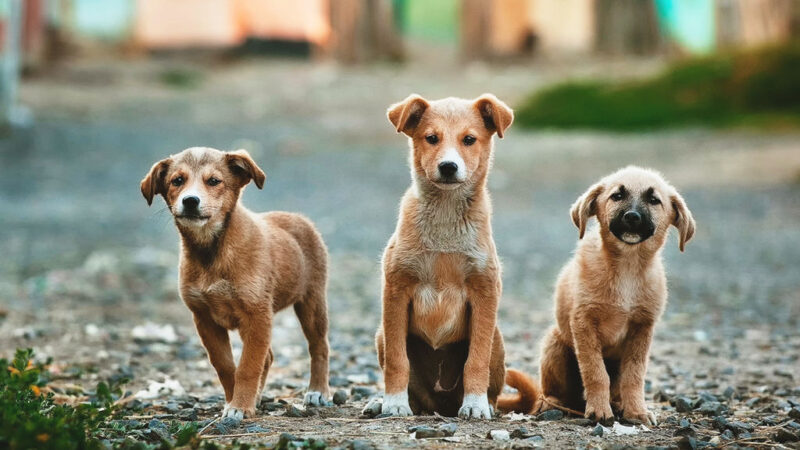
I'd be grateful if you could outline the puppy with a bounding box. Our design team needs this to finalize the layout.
[498,166,695,425]
[140,147,330,420]
[373,94,513,418]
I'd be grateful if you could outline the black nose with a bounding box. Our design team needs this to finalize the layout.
[623,210,641,225]
[182,196,200,209]
[438,161,458,178]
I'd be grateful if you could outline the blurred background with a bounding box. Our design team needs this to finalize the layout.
[0,0,798,427]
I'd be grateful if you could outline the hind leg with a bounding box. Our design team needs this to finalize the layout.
[257,347,275,399]
[537,327,584,413]
[293,290,330,406]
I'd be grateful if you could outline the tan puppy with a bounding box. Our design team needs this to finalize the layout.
[498,166,695,425]
[140,147,330,420]
[374,94,513,418]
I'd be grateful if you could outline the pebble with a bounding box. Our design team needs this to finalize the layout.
[332,389,348,405]
[696,402,726,416]
[675,396,693,413]
[438,423,457,437]
[590,424,604,437]
[510,427,536,439]
[722,386,736,400]
[676,435,697,450]
[177,408,197,421]
[348,440,375,450]
[535,409,564,421]
[284,405,312,418]
[488,430,510,441]
[789,407,800,420]
[360,398,382,418]
[774,429,800,443]
[674,426,696,437]
[245,425,270,434]
[147,419,170,441]
[214,417,240,435]
[410,423,457,439]
[566,418,594,427]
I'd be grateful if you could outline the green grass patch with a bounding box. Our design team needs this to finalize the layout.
[516,43,800,130]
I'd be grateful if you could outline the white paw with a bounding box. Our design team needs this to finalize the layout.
[304,391,327,407]
[381,391,412,417]
[221,404,244,422]
[458,393,492,419]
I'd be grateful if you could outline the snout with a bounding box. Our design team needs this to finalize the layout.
[438,161,458,178]
[175,192,210,223]
[433,147,467,187]
[610,208,655,245]
[182,195,200,210]
[623,210,641,226]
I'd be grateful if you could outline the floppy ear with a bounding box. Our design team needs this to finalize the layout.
[570,183,604,239]
[387,94,430,136]
[226,149,266,189]
[671,192,696,252]
[474,93,514,138]
[140,158,172,206]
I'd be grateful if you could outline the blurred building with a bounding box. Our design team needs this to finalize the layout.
[0,0,798,64]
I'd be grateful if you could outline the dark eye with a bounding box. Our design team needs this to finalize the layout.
[171,176,184,187]
[425,134,439,145]
[207,177,221,186]
[610,192,624,201]
[648,195,661,205]
[462,135,476,146]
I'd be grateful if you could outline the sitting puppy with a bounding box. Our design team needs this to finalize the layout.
[140,147,330,420]
[498,166,695,425]
[373,94,513,419]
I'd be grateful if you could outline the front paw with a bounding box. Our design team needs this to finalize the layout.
[381,391,413,417]
[222,403,255,422]
[458,393,492,419]
[585,398,614,424]
[304,390,328,407]
[622,406,657,426]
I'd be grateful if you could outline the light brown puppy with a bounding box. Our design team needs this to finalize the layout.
[141,147,330,421]
[374,94,513,419]
[499,166,695,425]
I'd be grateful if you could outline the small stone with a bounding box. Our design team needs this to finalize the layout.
[413,426,443,439]
[653,389,671,403]
[788,421,800,430]
[245,425,270,434]
[351,386,376,398]
[679,418,690,428]
[722,386,736,400]
[774,429,800,443]
[284,405,312,418]
[348,440,375,450]
[720,429,735,440]
[674,427,696,437]
[510,427,534,439]
[488,430,510,441]
[566,418,594,427]
[789,407,800,420]
[696,402,726,416]
[674,396,693,413]
[438,423,457,437]
[590,424,604,437]
[360,398,382,418]
[676,435,697,450]
[177,408,198,421]
[333,389,348,405]
[536,409,564,421]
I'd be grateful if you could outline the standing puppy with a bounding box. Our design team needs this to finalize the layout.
[374,94,513,418]
[141,147,330,420]
[499,166,695,425]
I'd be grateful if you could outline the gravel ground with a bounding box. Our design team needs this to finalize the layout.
[1,55,799,448]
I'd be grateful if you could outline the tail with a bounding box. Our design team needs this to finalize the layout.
[496,368,539,413]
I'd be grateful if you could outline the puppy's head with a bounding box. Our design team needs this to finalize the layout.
[571,166,696,252]
[141,147,265,236]
[387,94,513,190]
